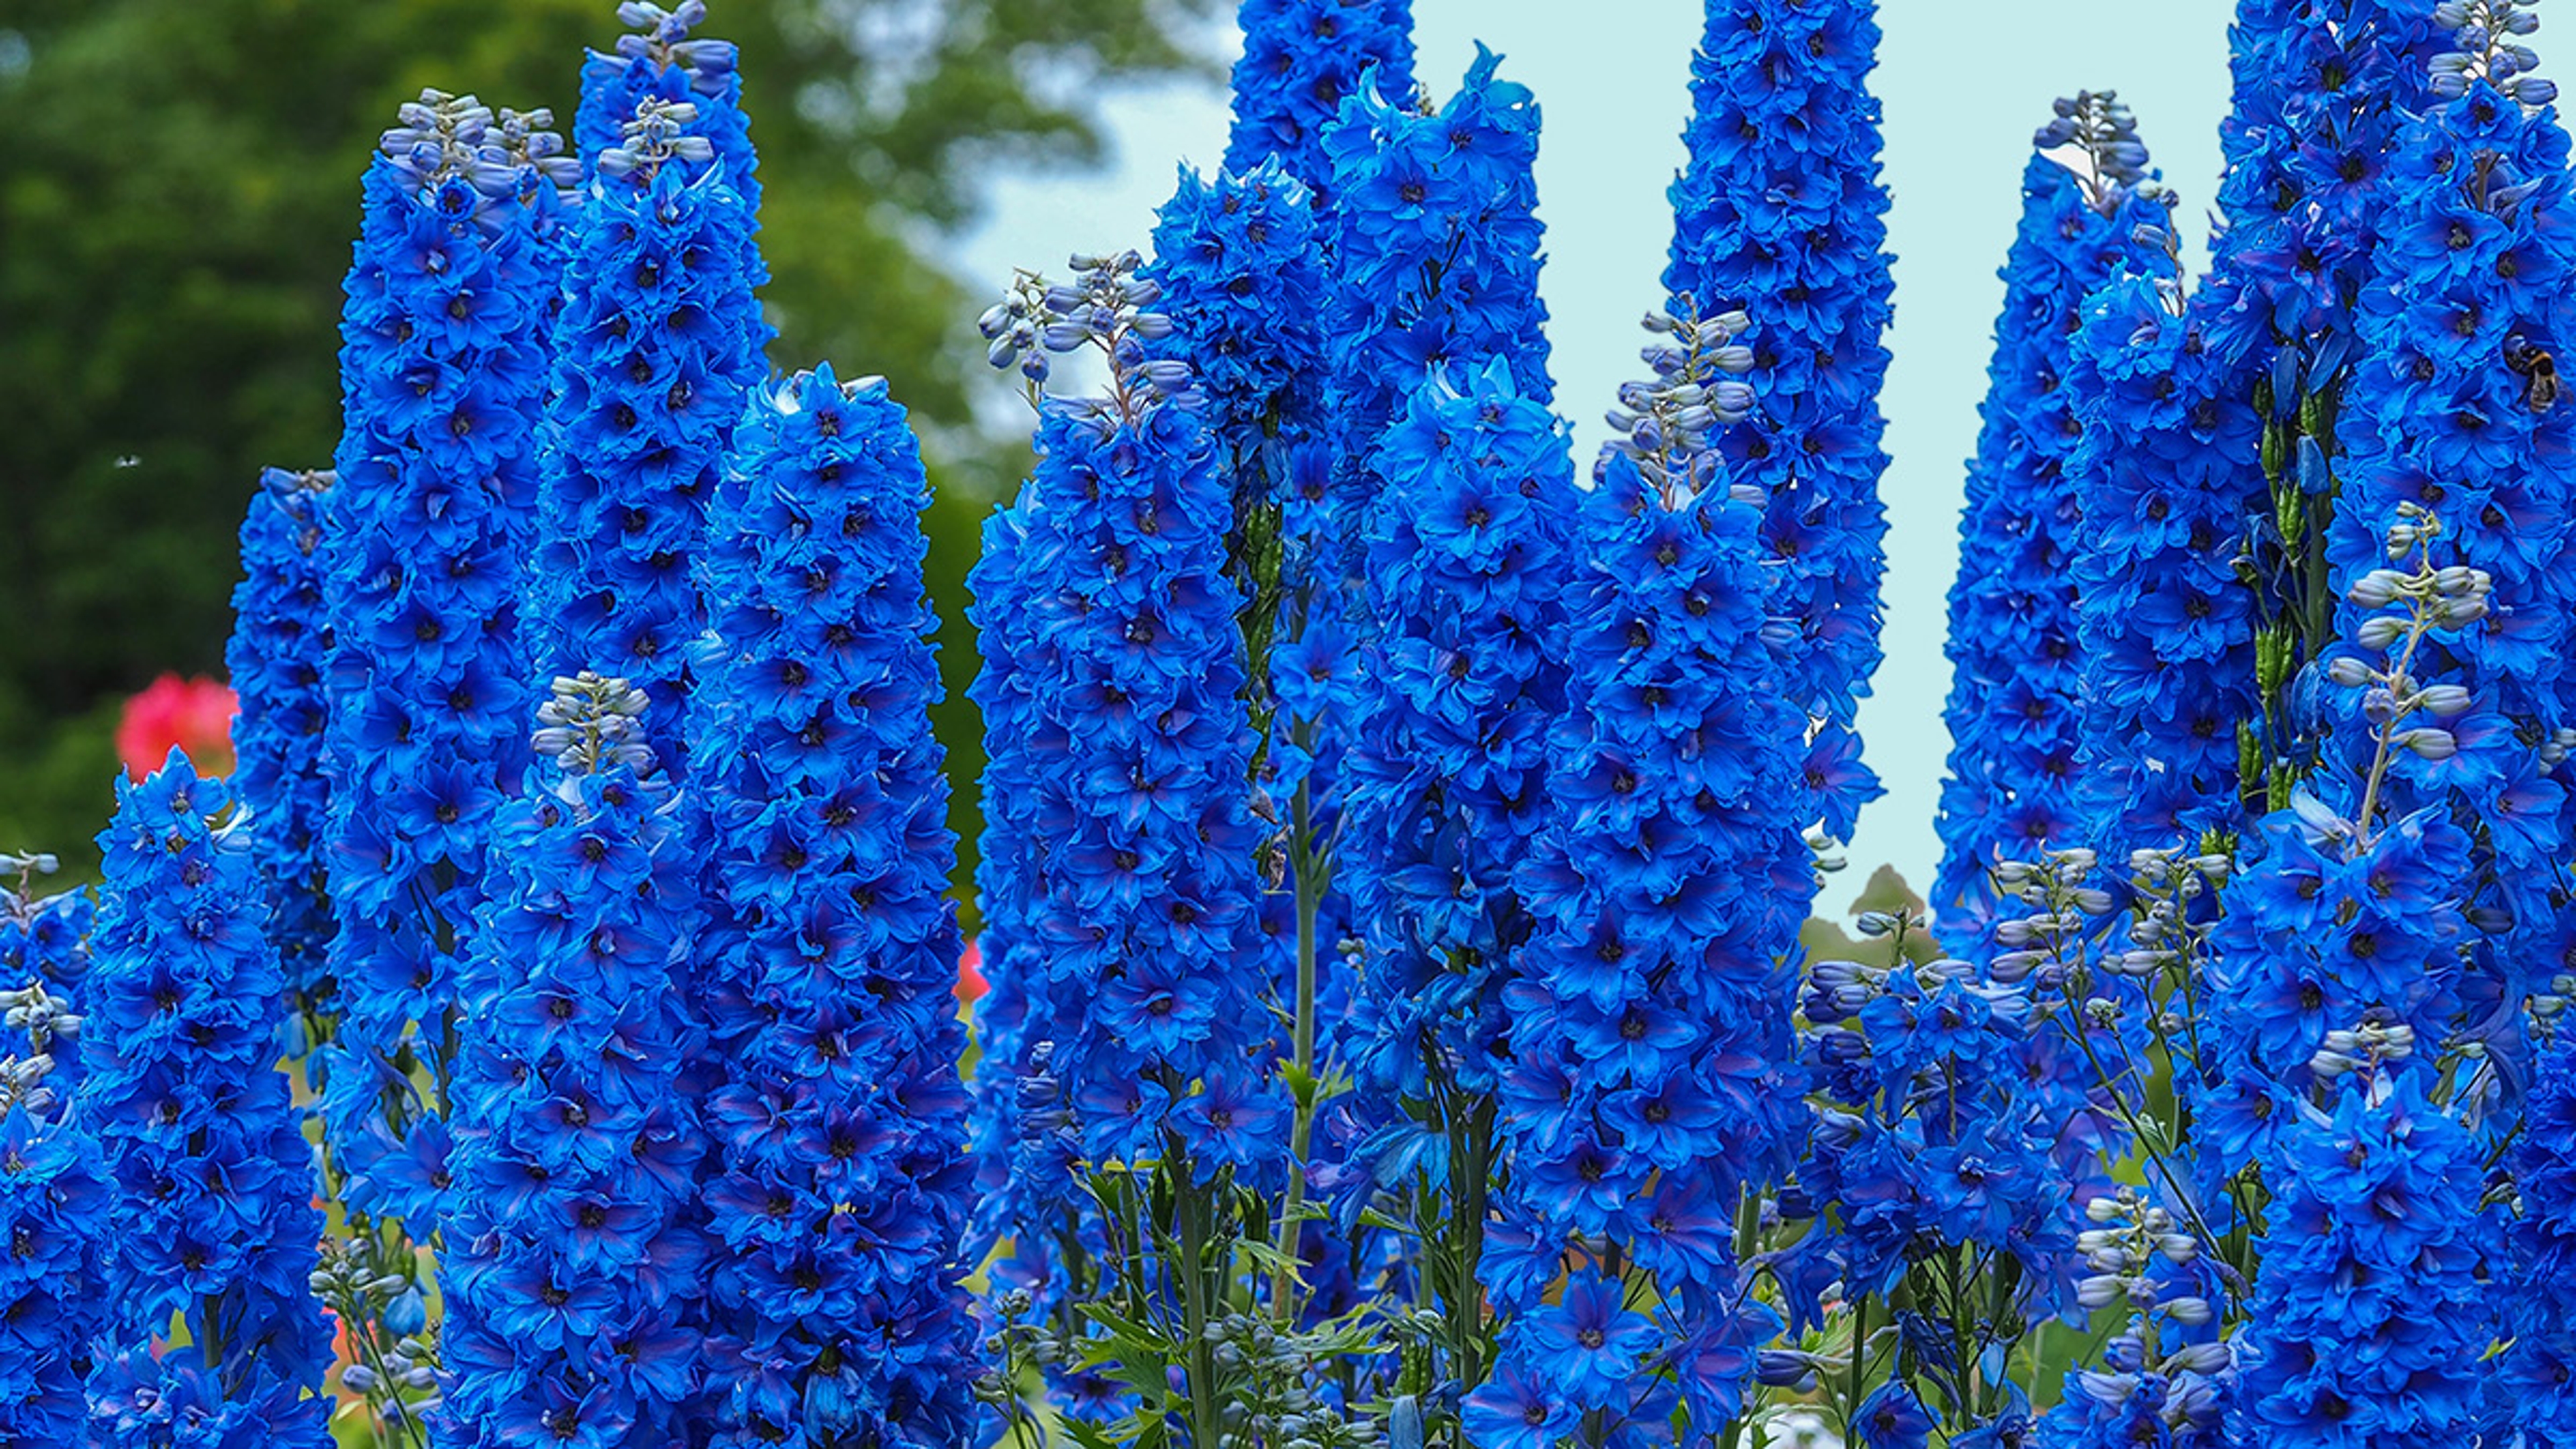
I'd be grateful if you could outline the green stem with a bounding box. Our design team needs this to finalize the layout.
[1173,1150,1222,1448]
[1268,781,1324,1317]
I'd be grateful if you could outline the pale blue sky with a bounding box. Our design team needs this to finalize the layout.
[959,0,2240,907]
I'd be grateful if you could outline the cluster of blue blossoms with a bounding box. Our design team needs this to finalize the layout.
[319,89,573,1228]
[694,368,980,1444]
[1667,0,1894,863]
[1934,98,2168,937]
[85,757,333,1446]
[34,0,2576,1446]
[226,466,339,1051]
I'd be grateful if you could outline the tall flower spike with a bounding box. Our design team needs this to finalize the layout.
[2327,22,2576,1026]
[692,368,979,1444]
[576,1,753,197]
[2198,0,2449,805]
[439,677,708,1449]
[318,91,574,1230]
[1320,46,1552,597]
[1335,358,1578,1402]
[1934,107,2171,944]
[1225,0,1415,203]
[1475,319,1804,1434]
[965,276,1278,1344]
[226,466,338,1065]
[0,1020,107,1446]
[529,92,764,778]
[1665,0,1895,863]
[80,752,333,1448]
[2064,236,2264,867]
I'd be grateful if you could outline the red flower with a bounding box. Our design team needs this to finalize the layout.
[957,938,988,1006]
[116,673,237,780]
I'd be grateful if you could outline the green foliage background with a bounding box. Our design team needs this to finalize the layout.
[0,0,1218,896]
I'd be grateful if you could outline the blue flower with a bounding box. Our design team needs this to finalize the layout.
[225,466,339,1062]
[319,95,574,1226]
[1666,0,1896,869]
[1937,107,2173,943]
[439,678,708,1448]
[80,752,332,1447]
[527,92,765,780]
[1225,0,1414,200]
[692,368,981,1445]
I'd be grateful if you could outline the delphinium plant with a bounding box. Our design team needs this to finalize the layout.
[2061,203,2259,871]
[2202,0,2449,810]
[1933,97,2168,940]
[81,754,335,1446]
[225,465,340,1067]
[317,90,574,1246]
[692,366,983,1444]
[1466,310,1811,1446]
[1665,0,1895,877]
[973,253,1342,1446]
[1336,354,1578,1432]
[438,675,706,1448]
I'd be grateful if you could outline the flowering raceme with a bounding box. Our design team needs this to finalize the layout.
[81,753,333,1447]
[1226,0,1415,199]
[529,93,763,779]
[2063,248,2264,863]
[439,676,707,1449]
[1666,0,1894,854]
[1477,383,1808,1438]
[1320,47,1552,590]
[319,92,574,1225]
[226,466,339,1058]
[694,367,980,1445]
[2329,64,2576,1003]
[1935,99,2165,938]
[1337,356,1574,1245]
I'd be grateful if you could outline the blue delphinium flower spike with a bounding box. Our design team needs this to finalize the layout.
[693,368,980,1444]
[1337,355,1576,1233]
[81,751,333,1448]
[1226,0,1415,203]
[1319,46,1552,595]
[319,93,576,1226]
[527,93,764,780]
[1666,0,1895,869]
[965,260,1279,1422]
[0,973,105,1444]
[2328,38,2576,1016]
[1934,98,2171,944]
[1476,309,1806,1436]
[439,675,708,1448]
[225,466,339,1062]
[2063,248,2263,864]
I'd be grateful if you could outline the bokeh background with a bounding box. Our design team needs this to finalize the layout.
[0,0,2238,904]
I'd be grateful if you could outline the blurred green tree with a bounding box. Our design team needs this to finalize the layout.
[0,0,1215,886]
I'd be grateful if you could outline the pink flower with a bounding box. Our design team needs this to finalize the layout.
[116,673,237,780]
[957,938,988,1005]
